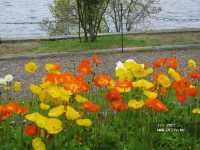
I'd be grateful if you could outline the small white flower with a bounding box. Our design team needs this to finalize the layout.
[0,78,7,85]
[116,61,124,70]
[4,74,14,82]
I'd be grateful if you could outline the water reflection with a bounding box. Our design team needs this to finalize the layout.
[0,0,200,38]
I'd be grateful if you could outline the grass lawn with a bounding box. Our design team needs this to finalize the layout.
[0,31,200,56]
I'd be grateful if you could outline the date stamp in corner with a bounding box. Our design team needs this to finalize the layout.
[155,123,185,133]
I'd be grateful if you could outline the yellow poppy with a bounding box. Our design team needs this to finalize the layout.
[168,68,181,81]
[45,118,63,134]
[14,81,22,92]
[65,106,81,120]
[128,99,144,109]
[192,108,200,114]
[157,74,171,88]
[25,62,38,74]
[39,103,50,111]
[45,64,60,73]
[133,79,154,90]
[188,59,197,70]
[75,95,88,103]
[32,137,46,150]
[25,112,41,122]
[144,90,158,99]
[35,115,49,129]
[30,84,42,95]
[48,105,64,117]
[76,119,92,127]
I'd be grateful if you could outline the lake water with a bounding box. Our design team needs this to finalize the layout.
[0,0,200,38]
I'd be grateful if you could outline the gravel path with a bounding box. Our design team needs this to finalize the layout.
[0,49,199,99]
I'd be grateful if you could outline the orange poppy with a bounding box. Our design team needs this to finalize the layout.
[145,98,169,112]
[45,73,60,84]
[52,64,61,70]
[64,79,89,94]
[75,74,85,82]
[152,57,166,68]
[83,101,100,113]
[110,101,128,112]
[6,102,29,115]
[60,72,74,83]
[79,81,90,92]
[16,106,29,115]
[0,106,12,121]
[93,74,111,87]
[24,124,38,137]
[0,102,28,122]
[105,88,122,102]
[152,57,177,69]
[160,87,168,96]
[92,55,102,65]
[152,71,164,82]
[115,80,132,93]
[165,57,177,69]
[172,77,198,103]
[77,59,92,76]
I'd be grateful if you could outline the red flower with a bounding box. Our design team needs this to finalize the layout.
[92,55,102,65]
[93,74,111,87]
[105,88,122,102]
[189,71,198,79]
[110,101,128,112]
[145,99,169,112]
[188,71,200,80]
[176,94,186,104]
[77,59,92,76]
[187,87,198,97]
[24,124,38,137]
[83,101,100,113]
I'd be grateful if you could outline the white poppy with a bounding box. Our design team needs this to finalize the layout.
[4,74,14,82]
[116,61,124,70]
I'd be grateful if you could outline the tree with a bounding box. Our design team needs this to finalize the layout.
[106,0,161,32]
[42,0,77,35]
[76,0,110,42]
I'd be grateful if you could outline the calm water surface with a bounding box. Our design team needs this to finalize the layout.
[0,0,200,38]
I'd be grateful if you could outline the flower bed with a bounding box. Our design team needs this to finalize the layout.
[0,55,200,149]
